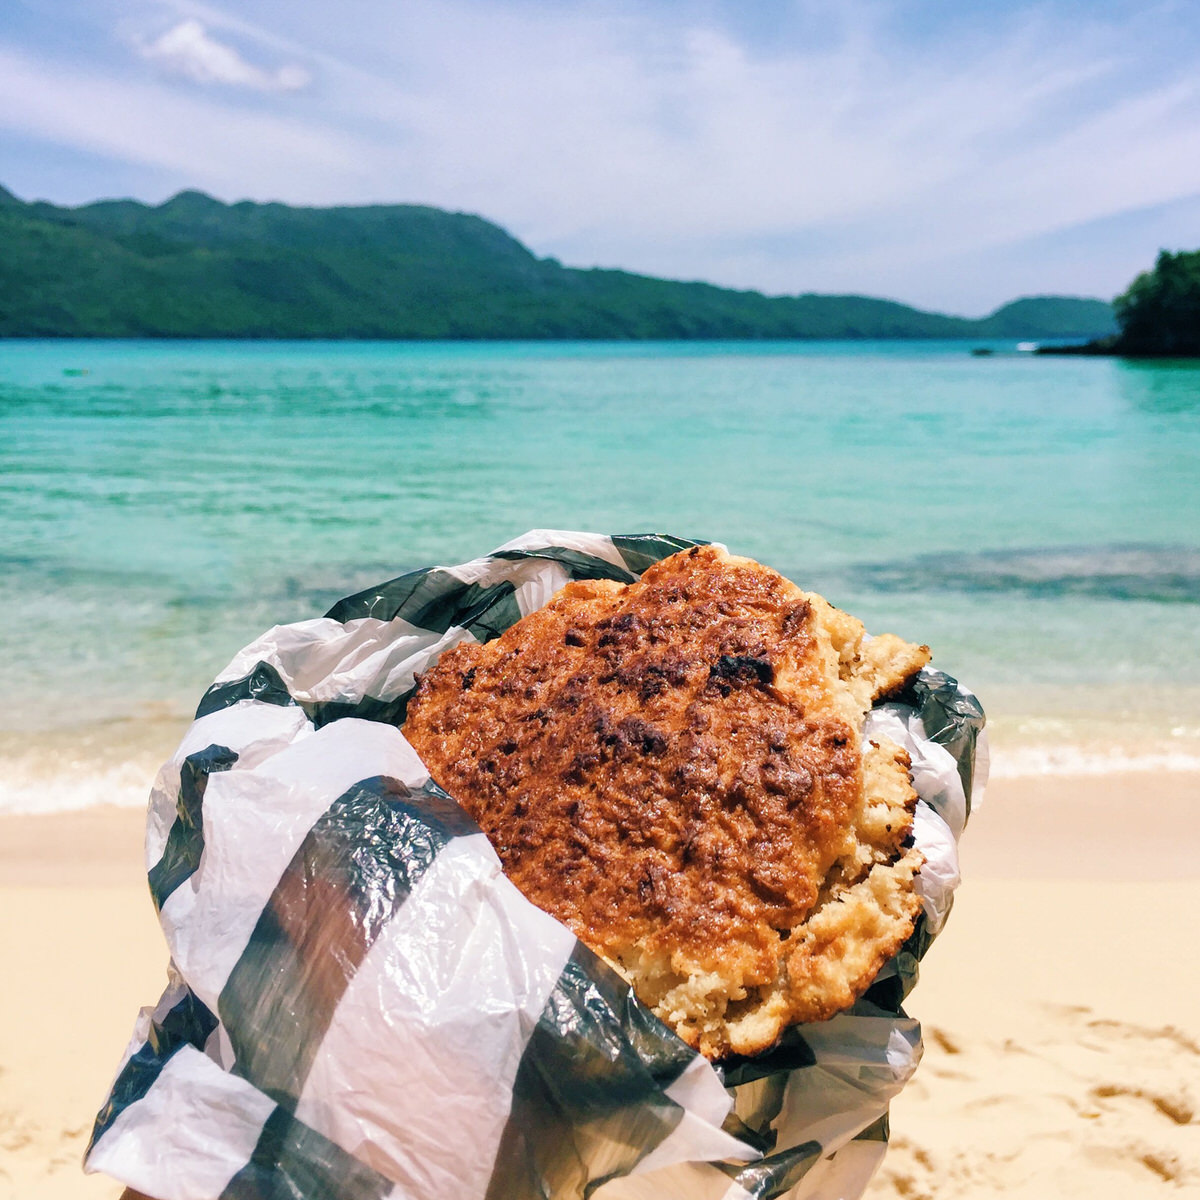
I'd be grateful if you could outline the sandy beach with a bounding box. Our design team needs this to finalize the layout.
[2,769,1197,1200]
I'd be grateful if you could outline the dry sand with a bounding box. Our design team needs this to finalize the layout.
[1,771,1198,1199]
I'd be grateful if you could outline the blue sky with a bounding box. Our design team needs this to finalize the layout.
[3,0,1200,314]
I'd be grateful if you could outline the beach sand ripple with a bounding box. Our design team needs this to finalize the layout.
[869,1007,1199,1198]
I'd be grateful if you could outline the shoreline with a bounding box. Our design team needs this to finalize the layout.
[5,745,1199,817]
[5,703,1200,817]
[1036,339,1200,359]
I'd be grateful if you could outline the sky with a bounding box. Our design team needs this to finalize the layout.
[3,0,1200,314]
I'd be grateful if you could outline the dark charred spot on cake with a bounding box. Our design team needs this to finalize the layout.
[620,717,668,757]
[781,600,812,637]
[659,654,691,687]
[593,712,620,746]
[671,743,720,793]
[638,669,667,702]
[592,712,669,760]
[708,654,774,689]
[565,750,599,784]
[597,611,643,648]
[749,864,792,906]
[564,629,585,647]
[760,755,814,798]
[724,765,760,809]
[460,666,477,691]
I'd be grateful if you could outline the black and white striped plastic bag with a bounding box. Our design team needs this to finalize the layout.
[85,530,987,1200]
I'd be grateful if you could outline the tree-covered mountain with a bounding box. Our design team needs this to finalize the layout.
[1111,249,1200,356]
[0,186,1117,340]
[1036,248,1200,357]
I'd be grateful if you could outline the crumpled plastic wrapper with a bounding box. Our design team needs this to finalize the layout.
[85,531,987,1200]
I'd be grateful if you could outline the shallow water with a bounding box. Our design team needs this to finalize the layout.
[3,339,1199,810]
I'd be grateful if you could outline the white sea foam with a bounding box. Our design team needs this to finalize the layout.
[0,762,153,815]
[989,745,1200,779]
[0,717,181,816]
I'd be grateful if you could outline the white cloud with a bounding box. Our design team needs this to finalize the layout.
[136,18,310,92]
[297,0,1200,302]
[0,45,354,197]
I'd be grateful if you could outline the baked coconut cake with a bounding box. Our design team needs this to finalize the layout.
[402,545,931,1060]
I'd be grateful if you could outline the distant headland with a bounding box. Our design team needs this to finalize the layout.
[0,184,1117,341]
[1037,249,1200,359]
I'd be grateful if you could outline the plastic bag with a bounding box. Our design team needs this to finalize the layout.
[85,530,986,1200]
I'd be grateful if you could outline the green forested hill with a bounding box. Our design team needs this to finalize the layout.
[1111,249,1200,356]
[0,186,1117,340]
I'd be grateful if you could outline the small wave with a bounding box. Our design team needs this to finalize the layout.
[851,543,1200,603]
[0,764,152,815]
[989,745,1200,778]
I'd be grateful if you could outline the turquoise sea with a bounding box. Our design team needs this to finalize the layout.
[3,339,1199,812]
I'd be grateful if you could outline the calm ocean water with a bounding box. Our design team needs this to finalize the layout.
[3,338,1199,810]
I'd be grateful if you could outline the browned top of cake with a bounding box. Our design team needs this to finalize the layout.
[404,546,932,1057]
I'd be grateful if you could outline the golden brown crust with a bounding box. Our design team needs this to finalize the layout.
[403,545,931,1058]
